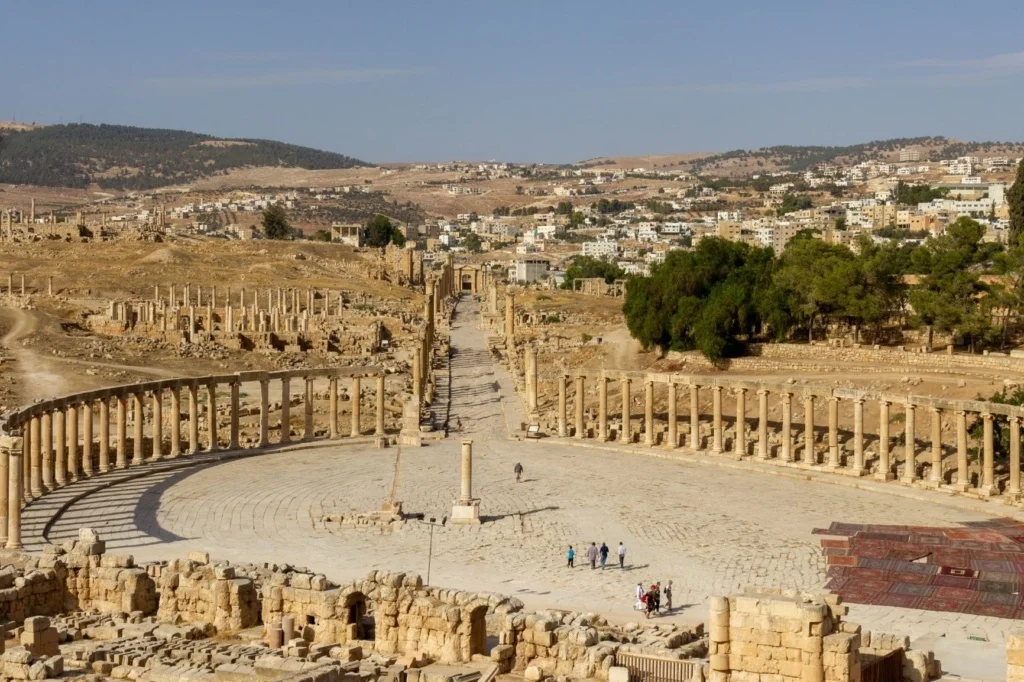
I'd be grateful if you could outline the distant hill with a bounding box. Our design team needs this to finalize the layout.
[0,123,369,190]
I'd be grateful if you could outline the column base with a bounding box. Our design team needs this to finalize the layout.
[979,484,996,498]
[4,542,21,550]
[874,472,895,482]
[850,469,869,478]
[951,482,970,492]
[450,501,481,525]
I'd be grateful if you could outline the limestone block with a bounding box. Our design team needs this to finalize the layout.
[188,551,211,564]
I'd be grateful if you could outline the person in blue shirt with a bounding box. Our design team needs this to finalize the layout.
[566,546,575,568]
[599,542,610,569]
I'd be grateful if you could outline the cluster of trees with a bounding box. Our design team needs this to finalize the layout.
[0,123,367,190]
[560,256,625,288]
[894,181,948,206]
[623,216,1024,362]
[777,193,814,216]
[364,214,406,248]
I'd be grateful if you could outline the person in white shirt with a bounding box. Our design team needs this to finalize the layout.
[617,542,627,568]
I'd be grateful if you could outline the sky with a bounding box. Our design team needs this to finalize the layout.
[2,1,1024,164]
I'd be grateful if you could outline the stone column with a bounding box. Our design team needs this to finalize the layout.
[1010,416,1021,498]
[930,408,943,484]
[903,402,916,483]
[116,395,128,469]
[188,385,199,454]
[712,385,723,454]
[132,393,144,465]
[852,398,865,474]
[99,398,111,471]
[229,381,240,449]
[526,346,538,416]
[877,400,891,481]
[376,375,386,436]
[259,379,270,446]
[6,441,22,549]
[82,401,94,476]
[329,377,339,439]
[41,410,52,491]
[780,392,792,462]
[955,410,968,491]
[667,381,678,449]
[29,414,41,498]
[644,379,654,446]
[151,391,162,461]
[22,419,30,501]
[349,377,361,438]
[460,440,473,502]
[757,388,769,460]
[558,374,568,438]
[280,377,291,444]
[690,384,700,450]
[55,407,66,485]
[620,376,631,444]
[734,387,747,458]
[169,388,180,458]
[598,376,608,441]
[828,397,840,468]
[803,395,815,464]
[574,376,585,440]
[981,412,995,496]
[69,403,81,480]
[207,383,218,450]
[0,445,6,545]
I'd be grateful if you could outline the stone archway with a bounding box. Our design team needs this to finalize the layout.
[345,592,374,641]
[468,604,489,656]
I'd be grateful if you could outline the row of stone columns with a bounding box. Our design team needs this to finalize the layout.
[551,375,1020,498]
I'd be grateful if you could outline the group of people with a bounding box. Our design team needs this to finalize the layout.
[636,581,672,618]
[567,542,627,569]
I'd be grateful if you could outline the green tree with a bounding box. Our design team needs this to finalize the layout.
[1009,158,1024,240]
[364,214,405,247]
[311,229,332,242]
[561,256,625,288]
[555,201,574,215]
[262,203,293,240]
[568,211,586,228]
[463,232,483,253]
[776,193,813,216]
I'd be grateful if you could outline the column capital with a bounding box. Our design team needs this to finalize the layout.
[734,386,747,395]
[1010,415,1021,425]
[829,395,840,404]
[878,399,890,407]
[930,406,942,415]
[756,387,769,397]
[982,411,993,421]
[852,396,865,405]
[954,409,966,417]
[712,384,724,393]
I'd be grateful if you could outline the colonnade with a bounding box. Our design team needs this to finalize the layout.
[0,367,390,549]
[542,371,1023,503]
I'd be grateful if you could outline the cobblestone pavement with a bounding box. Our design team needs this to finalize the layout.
[41,298,1012,678]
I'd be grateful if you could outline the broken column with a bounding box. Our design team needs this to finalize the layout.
[450,439,481,524]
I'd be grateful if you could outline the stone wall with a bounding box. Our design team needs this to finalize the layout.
[155,558,259,632]
[1008,629,1024,682]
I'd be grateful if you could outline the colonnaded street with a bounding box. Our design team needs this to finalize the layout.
[27,299,1010,678]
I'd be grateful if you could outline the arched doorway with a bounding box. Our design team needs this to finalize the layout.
[345,592,374,641]
[461,274,474,291]
[468,605,490,657]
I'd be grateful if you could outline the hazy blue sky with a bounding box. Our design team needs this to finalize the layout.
[3,1,1023,163]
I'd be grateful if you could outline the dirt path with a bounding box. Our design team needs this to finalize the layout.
[0,307,70,402]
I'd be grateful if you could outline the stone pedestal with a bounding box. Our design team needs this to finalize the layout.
[451,440,481,524]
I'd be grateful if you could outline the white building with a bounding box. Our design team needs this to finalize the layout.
[581,241,619,258]
[514,258,550,283]
[899,148,921,162]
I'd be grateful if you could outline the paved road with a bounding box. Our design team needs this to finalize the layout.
[39,297,1009,678]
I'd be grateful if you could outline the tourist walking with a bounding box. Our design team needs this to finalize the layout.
[566,546,575,568]
[664,580,673,612]
[587,542,598,569]
[644,585,657,619]
[653,582,662,614]
[514,462,523,482]
[634,582,644,611]
[617,542,626,568]
[599,542,609,569]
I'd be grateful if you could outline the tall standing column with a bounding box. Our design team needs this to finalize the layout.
[667,382,678,449]
[574,376,585,440]
[132,393,144,465]
[734,387,747,458]
[598,376,608,441]
[780,392,793,462]
[1010,416,1021,498]
[903,402,916,483]
[259,379,270,446]
[690,384,700,450]
[981,413,995,496]
[229,381,240,449]
[151,391,162,461]
[852,398,865,474]
[526,346,538,416]
[54,407,67,485]
[644,380,654,446]
[6,442,22,549]
[40,410,53,491]
[69,403,81,480]
[329,377,339,439]
[620,377,631,444]
[460,439,473,502]
[877,400,891,481]
[116,395,128,469]
[99,398,111,471]
[82,401,94,476]
[207,383,218,450]
[558,375,568,438]
[185,385,198,455]
[376,374,386,436]
[0,446,7,546]
[349,377,361,438]
[29,414,41,498]
[955,410,968,491]
[803,395,815,464]
[280,377,291,444]
[930,408,943,484]
[828,397,840,468]
[757,388,769,460]
[169,388,180,458]
[711,385,723,454]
